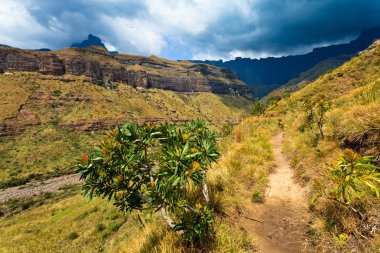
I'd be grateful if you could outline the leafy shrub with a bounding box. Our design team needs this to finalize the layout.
[251,100,266,115]
[277,119,284,129]
[0,177,29,189]
[108,221,122,232]
[312,149,380,219]
[96,223,106,232]
[77,120,220,242]
[302,95,331,139]
[68,231,79,240]
[268,96,281,106]
[220,121,234,137]
[251,189,264,203]
[21,199,34,210]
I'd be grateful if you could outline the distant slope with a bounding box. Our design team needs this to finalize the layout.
[0,71,252,186]
[0,45,253,99]
[265,54,352,99]
[195,25,380,97]
[0,42,253,187]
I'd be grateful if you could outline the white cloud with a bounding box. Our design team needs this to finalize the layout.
[102,15,166,55]
[103,41,117,52]
[0,0,51,48]
[193,49,282,61]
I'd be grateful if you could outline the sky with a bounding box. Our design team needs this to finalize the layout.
[0,0,380,60]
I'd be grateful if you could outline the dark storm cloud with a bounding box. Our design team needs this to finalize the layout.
[239,0,380,53]
[0,0,379,59]
[191,0,380,59]
[26,0,148,48]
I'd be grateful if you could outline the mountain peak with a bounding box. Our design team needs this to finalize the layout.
[70,34,107,50]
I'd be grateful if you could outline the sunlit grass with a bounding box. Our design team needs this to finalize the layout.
[271,40,380,252]
[0,115,278,252]
[0,72,252,186]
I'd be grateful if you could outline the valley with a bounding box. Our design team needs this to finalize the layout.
[196,25,380,98]
[0,20,380,253]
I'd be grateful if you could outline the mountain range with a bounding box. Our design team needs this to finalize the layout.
[194,25,380,97]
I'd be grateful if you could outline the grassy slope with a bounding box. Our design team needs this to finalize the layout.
[266,40,380,252]
[0,117,278,253]
[2,41,379,253]
[0,72,251,186]
[265,55,352,100]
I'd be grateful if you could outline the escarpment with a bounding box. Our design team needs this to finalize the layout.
[0,45,253,99]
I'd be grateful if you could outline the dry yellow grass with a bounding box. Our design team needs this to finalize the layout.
[208,116,278,214]
[0,115,280,252]
[267,40,380,252]
[0,72,251,186]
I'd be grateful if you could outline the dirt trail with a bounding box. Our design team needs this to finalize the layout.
[0,174,80,203]
[240,132,308,253]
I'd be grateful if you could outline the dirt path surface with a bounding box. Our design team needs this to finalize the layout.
[0,174,81,203]
[240,133,308,253]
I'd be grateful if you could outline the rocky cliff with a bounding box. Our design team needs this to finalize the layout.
[0,45,253,99]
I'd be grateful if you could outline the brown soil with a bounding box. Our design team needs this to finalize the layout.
[0,174,80,203]
[239,132,309,253]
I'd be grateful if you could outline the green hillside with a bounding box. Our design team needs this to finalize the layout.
[1,40,380,252]
[268,40,380,252]
[266,54,352,99]
[0,72,251,187]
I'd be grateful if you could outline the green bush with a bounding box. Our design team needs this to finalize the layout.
[220,121,234,137]
[68,231,79,240]
[302,95,331,139]
[251,100,266,116]
[312,149,380,219]
[77,120,220,242]
[96,223,106,232]
[251,189,264,203]
[108,221,123,232]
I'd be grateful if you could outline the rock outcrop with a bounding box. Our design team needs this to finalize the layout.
[71,34,107,50]
[0,45,253,99]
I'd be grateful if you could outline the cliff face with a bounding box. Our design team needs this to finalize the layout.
[0,46,253,99]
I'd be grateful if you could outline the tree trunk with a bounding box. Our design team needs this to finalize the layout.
[202,181,210,203]
[160,207,176,228]
[318,121,324,139]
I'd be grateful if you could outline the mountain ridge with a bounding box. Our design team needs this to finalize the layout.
[194,25,380,97]
[0,45,253,100]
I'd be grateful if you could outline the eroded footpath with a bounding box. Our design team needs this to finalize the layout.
[240,133,309,253]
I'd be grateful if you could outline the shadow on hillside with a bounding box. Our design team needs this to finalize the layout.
[218,94,253,112]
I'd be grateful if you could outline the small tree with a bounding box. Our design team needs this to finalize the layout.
[277,119,284,129]
[220,121,234,137]
[77,120,220,241]
[302,96,331,139]
[251,99,266,116]
[311,149,380,219]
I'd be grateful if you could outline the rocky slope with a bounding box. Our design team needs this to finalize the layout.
[0,45,252,99]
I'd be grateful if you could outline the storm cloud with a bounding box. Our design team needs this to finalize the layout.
[0,0,379,60]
